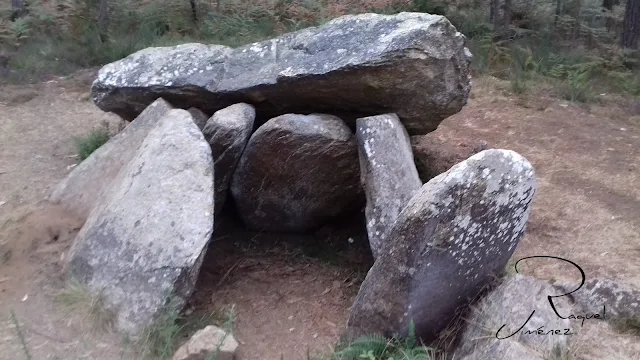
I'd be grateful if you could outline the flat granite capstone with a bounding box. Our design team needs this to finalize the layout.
[91,12,471,135]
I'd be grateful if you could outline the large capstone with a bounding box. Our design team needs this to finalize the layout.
[230,113,362,232]
[66,109,214,335]
[91,12,471,135]
[50,98,174,217]
[346,149,536,343]
[355,114,422,259]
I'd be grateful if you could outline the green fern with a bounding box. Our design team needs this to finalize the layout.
[10,18,31,40]
[394,347,432,360]
[561,68,593,103]
[405,321,417,348]
[327,322,437,360]
[549,63,568,79]
[478,35,512,69]
[609,71,640,96]
[332,335,391,359]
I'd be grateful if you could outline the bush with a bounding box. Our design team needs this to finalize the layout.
[73,127,110,161]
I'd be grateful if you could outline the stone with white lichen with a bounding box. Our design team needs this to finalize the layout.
[345,149,536,343]
[172,325,238,360]
[50,98,174,217]
[355,113,422,260]
[562,278,640,323]
[66,109,214,335]
[90,12,471,135]
[454,274,573,359]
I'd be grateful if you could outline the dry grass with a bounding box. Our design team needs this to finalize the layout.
[450,274,596,360]
[135,302,236,360]
[55,279,116,332]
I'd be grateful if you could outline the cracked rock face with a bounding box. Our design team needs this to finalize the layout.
[91,12,471,135]
[66,109,214,335]
[355,114,422,260]
[230,113,363,232]
[50,98,174,217]
[346,149,536,343]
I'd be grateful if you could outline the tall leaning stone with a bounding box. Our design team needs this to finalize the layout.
[231,113,362,232]
[355,114,422,259]
[90,12,471,135]
[202,103,255,215]
[50,98,174,217]
[66,109,214,335]
[346,149,536,343]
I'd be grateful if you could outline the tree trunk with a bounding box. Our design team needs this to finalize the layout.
[503,0,512,30]
[602,0,620,10]
[11,0,28,21]
[622,0,640,49]
[572,0,582,46]
[189,0,197,22]
[490,0,502,30]
[489,0,496,26]
[603,0,620,32]
[98,0,109,43]
[555,0,564,26]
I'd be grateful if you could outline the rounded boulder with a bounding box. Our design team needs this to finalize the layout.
[230,113,363,232]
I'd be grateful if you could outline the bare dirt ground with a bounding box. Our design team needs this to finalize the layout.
[0,72,639,360]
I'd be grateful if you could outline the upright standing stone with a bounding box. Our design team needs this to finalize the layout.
[355,114,422,259]
[231,113,362,232]
[50,98,174,217]
[346,149,536,344]
[202,103,256,216]
[66,109,214,335]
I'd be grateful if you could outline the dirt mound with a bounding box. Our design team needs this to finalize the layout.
[0,204,83,290]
